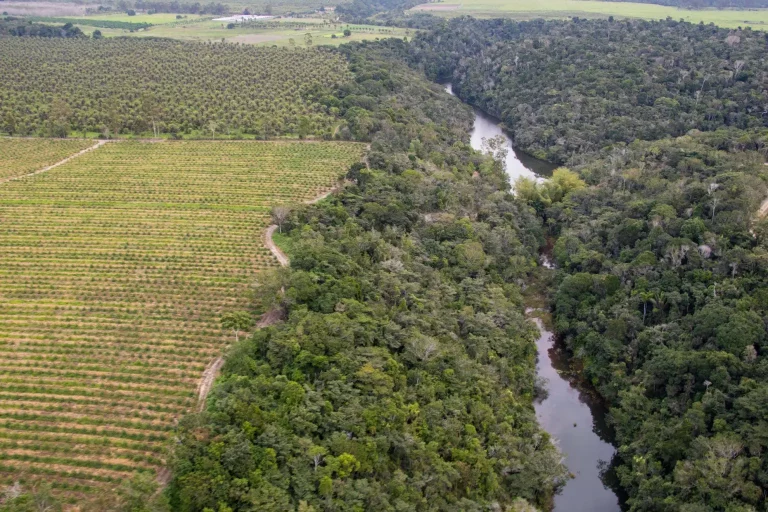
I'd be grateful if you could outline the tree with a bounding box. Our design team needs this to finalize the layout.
[92,29,103,39]
[343,29,351,37]
[46,96,72,138]
[304,33,313,46]
[297,116,311,139]
[220,311,254,342]
[141,93,162,138]
[271,204,291,233]
[208,120,218,140]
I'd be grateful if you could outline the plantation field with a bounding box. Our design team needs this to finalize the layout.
[0,139,365,501]
[0,37,350,138]
[410,0,768,29]
[0,139,95,181]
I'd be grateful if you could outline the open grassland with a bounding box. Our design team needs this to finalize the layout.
[410,0,768,29]
[0,139,365,502]
[72,17,411,46]
[0,139,95,181]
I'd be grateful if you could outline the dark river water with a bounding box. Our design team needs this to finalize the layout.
[445,83,622,512]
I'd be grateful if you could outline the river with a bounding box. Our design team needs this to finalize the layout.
[445,83,622,512]
[444,83,556,183]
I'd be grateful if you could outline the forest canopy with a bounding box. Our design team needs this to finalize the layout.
[410,17,768,163]
[168,39,567,512]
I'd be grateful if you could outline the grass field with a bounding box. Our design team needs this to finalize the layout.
[0,139,95,181]
[410,0,768,29]
[0,139,365,502]
[64,16,411,45]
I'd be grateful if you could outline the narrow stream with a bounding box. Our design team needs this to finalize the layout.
[445,83,622,512]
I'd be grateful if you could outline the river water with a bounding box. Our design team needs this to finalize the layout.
[444,83,556,183]
[445,83,622,512]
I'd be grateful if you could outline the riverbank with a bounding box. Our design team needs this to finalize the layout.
[446,81,623,511]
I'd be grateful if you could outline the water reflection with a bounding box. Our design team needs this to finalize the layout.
[444,83,556,184]
[533,319,622,512]
[444,81,623,512]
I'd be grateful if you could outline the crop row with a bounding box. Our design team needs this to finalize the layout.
[0,138,94,181]
[0,138,364,501]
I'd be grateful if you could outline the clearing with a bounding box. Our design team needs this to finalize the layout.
[0,139,365,503]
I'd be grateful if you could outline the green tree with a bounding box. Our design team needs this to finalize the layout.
[220,311,254,342]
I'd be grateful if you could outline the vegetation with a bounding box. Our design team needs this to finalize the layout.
[0,139,94,181]
[0,38,350,138]
[0,18,85,38]
[525,129,768,511]
[408,15,768,510]
[29,16,154,30]
[411,17,768,163]
[168,40,567,512]
[0,139,364,503]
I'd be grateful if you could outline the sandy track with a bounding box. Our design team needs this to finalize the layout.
[195,183,345,415]
[759,197,768,218]
[0,140,108,185]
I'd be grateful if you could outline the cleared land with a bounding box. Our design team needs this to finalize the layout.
[0,139,95,181]
[0,139,365,502]
[66,16,411,46]
[410,0,768,29]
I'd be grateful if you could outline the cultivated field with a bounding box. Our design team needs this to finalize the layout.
[0,139,365,502]
[410,0,768,29]
[0,38,350,138]
[61,15,411,46]
[0,139,95,181]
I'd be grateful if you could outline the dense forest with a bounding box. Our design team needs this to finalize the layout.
[406,15,768,512]
[167,39,569,511]
[410,17,768,163]
[0,38,349,138]
[516,129,768,510]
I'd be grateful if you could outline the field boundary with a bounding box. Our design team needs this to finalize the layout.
[0,140,108,185]
[194,181,347,417]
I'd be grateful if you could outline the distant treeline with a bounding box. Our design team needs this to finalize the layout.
[136,0,229,14]
[336,0,421,21]
[0,18,85,37]
[28,16,153,30]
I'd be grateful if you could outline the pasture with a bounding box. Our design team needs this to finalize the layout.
[410,0,768,29]
[66,16,411,46]
[0,139,365,502]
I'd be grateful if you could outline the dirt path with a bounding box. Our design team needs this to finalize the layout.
[759,197,768,218]
[195,183,346,416]
[264,225,290,267]
[0,140,108,185]
[263,183,345,266]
